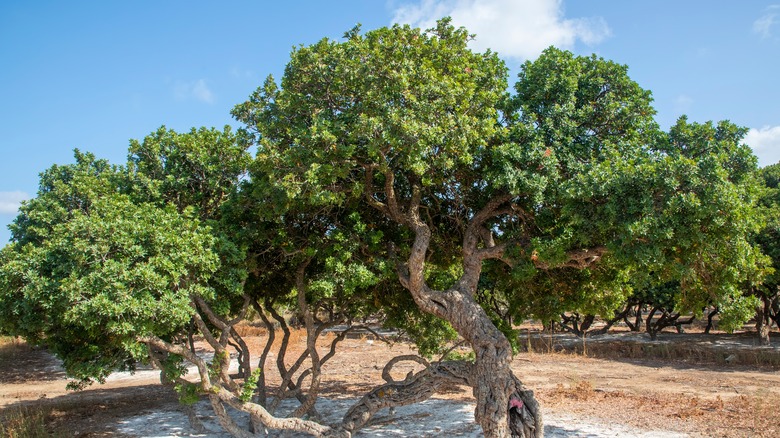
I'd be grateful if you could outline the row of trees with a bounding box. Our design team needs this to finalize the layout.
[0,19,775,437]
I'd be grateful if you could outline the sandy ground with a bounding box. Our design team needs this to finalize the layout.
[2,330,779,437]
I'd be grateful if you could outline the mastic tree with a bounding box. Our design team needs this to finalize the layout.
[234,20,765,437]
[0,151,220,388]
[233,20,545,437]
[517,116,768,340]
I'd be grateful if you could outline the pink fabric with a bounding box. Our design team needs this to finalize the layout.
[509,398,524,410]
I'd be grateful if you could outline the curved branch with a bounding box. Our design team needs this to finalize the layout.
[458,195,515,293]
[381,355,430,383]
[139,334,339,437]
[338,360,474,435]
[291,258,322,418]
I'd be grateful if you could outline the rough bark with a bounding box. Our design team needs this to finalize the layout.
[338,354,538,438]
[340,357,470,433]
[367,177,543,437]
[291,259,323,418]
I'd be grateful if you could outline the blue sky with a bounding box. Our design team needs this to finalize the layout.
[1,0,779,245]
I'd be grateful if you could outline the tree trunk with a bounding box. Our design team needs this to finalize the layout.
[428,288,542,437]
[368,182,543,436]
[704,307,718,334]
[400,221,542,437]
[646,307,659,341]
[756,299,771,346]
[631,303,643,332]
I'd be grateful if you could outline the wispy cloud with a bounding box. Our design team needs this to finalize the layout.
[745,125,780,167]
[753,5,780,39]
[391,0,611,61]
[0,191,29,214]
[174,79,214,103]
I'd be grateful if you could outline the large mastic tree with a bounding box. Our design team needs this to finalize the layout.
[233,19,764,437]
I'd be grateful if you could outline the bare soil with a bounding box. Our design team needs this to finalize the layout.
[1,327,779,437]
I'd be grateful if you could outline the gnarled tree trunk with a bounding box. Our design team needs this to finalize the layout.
[394,195,542,437]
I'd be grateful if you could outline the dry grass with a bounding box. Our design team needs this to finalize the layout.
[538,378,780,437]
[545,380,597,402]
[232,321,268,338]
[0,404,66,438]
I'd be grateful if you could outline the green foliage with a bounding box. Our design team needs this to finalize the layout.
[175,382,201,406]
[208,350,228,381]
[0,152,219,387]
[233,18,507,202]
[718,293,760,333]
[755,163,780,288]
[127,125,251,219]
[160,353,188,383]
[239,368,263,402]
[443,349,475,362]
[386,308,459,359]
[233,19,766,348]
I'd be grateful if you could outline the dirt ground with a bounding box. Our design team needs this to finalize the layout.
[1,327,779,437]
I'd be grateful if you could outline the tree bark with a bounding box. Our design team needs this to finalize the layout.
[364,173,543,436]
[397,200,541,437]
[340,357,471,433]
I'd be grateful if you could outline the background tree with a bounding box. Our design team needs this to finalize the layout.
[753,163,780,345]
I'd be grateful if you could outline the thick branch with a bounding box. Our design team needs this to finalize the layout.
[139,335,338,437]
[338,360,474,434]
[363,165,391,217]
[458,194,514,294]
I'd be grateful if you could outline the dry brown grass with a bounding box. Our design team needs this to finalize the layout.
[538,379,780,437]
[0,404,68,438]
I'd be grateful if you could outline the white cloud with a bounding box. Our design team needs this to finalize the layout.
[753,5,779,39]
[745,125,780,167]
[0,191,29,214]
[391,0,611,61]
[174,79,214,103]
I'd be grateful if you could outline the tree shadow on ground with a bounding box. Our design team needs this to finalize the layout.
[0,341,66,383]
